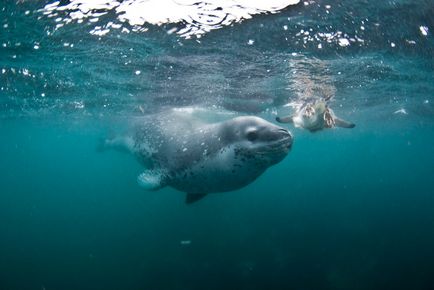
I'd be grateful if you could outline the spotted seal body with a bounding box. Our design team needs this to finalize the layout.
[276,98,355,132]
[103,108,292,203]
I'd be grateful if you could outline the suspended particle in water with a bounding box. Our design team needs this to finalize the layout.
[406,40,416,45]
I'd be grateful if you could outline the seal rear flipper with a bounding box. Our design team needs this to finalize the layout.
[276,115,294,123]
[185,193,208,204]
[137,170,166,190]
[334,117,355,129]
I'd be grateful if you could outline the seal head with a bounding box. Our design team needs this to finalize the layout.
[166,116,292,200]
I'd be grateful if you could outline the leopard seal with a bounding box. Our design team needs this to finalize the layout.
[102,108,292,204]
[276,97,355,132]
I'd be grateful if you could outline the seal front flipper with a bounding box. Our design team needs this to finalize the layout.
[185,193,208,204]
[334,117,355,129]
[137,169,166,190]
[276,115,294,123]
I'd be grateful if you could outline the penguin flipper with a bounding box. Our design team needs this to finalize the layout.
[276,115,294,123]
[335,117,355,128]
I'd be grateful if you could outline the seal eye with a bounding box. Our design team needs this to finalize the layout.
[246,131,258,142]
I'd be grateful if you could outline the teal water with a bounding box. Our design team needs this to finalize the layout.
[1,1,434,290]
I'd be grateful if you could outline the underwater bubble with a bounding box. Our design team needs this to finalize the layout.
[419,26,428,36]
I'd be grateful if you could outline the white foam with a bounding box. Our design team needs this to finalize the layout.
[41,0,300,38]
[338,38,350,47]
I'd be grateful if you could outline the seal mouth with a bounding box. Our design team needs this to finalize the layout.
[257,129,293,155]
[275,129,293,150]
[271,136,292,152]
